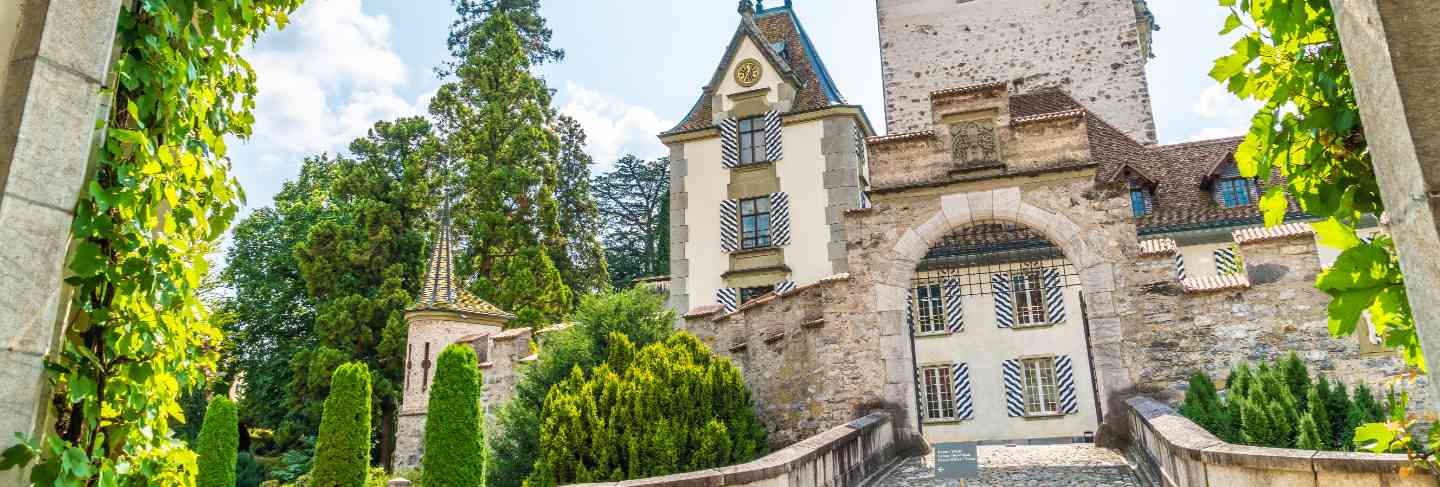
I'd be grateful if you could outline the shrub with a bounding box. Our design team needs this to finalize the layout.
[311,362,372,487]
[237,452,268,487]
[271,436,316,484]
[423,344,486,487]
[198,396,240,487]
[1180,372,1234,441]
[1296,413,1323,450]
[1305,384,1332,451]
[1280,352,1311,410]
[1325,380,1354,450]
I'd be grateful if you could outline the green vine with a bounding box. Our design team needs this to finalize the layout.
[0,1,301,485]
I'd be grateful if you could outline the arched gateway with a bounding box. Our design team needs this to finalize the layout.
[875,187,1129,444]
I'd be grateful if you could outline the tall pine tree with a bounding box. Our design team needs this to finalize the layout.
[431,12,572,328]
[552,114,610,294]
[443,0,564,69]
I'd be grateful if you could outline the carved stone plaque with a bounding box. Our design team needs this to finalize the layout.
[951,118,998,164]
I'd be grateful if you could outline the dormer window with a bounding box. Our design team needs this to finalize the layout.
[1215,177,1256,208]
[1129,184,1154,217]
[738,116,769,166]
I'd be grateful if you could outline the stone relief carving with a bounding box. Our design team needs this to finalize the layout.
[951,119,998,164]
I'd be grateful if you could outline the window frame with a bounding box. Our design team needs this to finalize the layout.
[1215,177,1256,208]
[1021,356,1060,416]
[1130,185,1153,217]
[1010,271,1048,326]
[919,364,955,421]
[739,285,774,305]
[913,282,947,334]
[737,116,769,166]
[738,196,772,250]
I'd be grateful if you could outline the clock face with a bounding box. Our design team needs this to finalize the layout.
[734,59,763,87]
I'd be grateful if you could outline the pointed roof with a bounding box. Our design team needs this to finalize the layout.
[413,224,515,321]
[664,2,852,135]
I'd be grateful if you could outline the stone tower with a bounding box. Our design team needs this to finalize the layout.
[393,223,530,470]
[875,0,1158,144]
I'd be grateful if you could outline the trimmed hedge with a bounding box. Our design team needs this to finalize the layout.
[197,396,239,487]
[423,344,486,487]
[312,362,372,487]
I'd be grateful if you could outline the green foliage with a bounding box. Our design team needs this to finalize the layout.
[432,12,573,328]
[553,114,612,294]
[0,1,303,485]
[594,155,672,288]
[1213,0,1418,372]
[198,397,240,487]
[444,0,564,67]
[423,344,486,487]
[237,452,268,487]
[1296,413,1323,450]
[1280,353,1311,410]
[488,287,678,487]
[1180,372,1235,442]
[1324,379,1354,450]
[312,363,372,487]
[270,437,317,485]
[1305,384,1332,451]
[525,332,768,486]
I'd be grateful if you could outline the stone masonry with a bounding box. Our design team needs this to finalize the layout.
[875,0,1157,144]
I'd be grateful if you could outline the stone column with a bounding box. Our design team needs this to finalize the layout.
[1330,0,1440,407]
[0,1,123,484]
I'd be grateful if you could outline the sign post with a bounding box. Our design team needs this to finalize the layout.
[933,442,979,486]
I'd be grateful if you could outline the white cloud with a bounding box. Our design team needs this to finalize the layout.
[1187,83,1262,141]
[556,81,672,171]
[1188,126,1247,142]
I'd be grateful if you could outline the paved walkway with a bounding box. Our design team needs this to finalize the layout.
[872,444,1145,487]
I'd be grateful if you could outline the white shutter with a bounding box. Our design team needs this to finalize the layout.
[764,110,783,162]
[720,199,739,253]
[1057,355,1079,414]
[716,288,739,313]
[721,117,739,169]
[1214,247,1239,275]
[769,192,791,246]
[943,277,963,333]
[952,362,973,420]
[1002,359,1024,417]
[1042,268,1065,324]
[991,273,1013,328]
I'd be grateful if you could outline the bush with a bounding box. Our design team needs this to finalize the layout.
[270,436,316,484]
[1296,413,1323,450]
[198,396,240,487]
[525,332,767,486]
[423,344,486,487]
[237,452,269,487]
[311,362,372,487]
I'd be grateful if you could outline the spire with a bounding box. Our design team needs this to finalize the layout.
[413,162,515,321]
[738,0,753,17]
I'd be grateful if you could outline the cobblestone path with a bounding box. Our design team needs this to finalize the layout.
[872,444,1145,486]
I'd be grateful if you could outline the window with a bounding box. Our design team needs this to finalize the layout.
[1215,178,1255,207]
[1011,272,1047,326]
[1130,185,1153,217]
[739,285,774,304]
[913,283,946,333]
[1022,357,1060,415]
[739,197,771,249]
[919,365,954,420]
[737,116,768,166]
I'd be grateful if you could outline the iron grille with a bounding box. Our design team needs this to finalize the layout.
[914,221,1079,297]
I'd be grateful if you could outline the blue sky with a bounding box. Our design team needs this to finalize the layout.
[228,0,1260,214]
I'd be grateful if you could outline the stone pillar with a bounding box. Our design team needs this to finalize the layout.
[0,1,123,484]
[1330,0,1440,407]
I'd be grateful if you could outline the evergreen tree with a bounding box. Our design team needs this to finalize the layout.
[424,344,486,487]
[1296,413,1323,450]
[432,12,572,328]
[313,363,373,487]
[196,397,239,487]
[552,114,611,294]
[1305,384,1332,451]
[1227,362,1254,398]
[1280,352,1311,411]
[1325,379,1354,450]
[1180,372,1225,436]
[593,156,671,287]
[443,0,563,68]
[525,332,768,486]
[1353,383,1383,423]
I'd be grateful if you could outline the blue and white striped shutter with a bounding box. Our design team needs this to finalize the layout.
[720,117,739,168]
[1042,268,1065,324]
[905,288,915,332]
[952,362,973,420]
[1214,247,1239,275]
[774,280,796,296]
[1174,253,1187,281]
[720,199,739,253]
[764,110,783,162]
[716,288,739,313]
[769,192,791,246]
[991,273,1013,328]
[1002,359,1025,417]
[943,277,964,333]
[1056,355,1079,414]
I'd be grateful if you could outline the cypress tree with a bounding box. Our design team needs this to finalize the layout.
[1280,352,1311,411]
[312,362,372,487]
[1326,380,1354,450]
[1180,371,1220,431]
[1296,413,1323,450]
[1305,384,1332,451]
[1227,363,1254,399]
[1353,384,1383,423]
[196,396,239,487]
[424,344,486,487]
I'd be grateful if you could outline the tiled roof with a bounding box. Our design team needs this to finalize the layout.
[664,5,847,135]
[413,225,515,320]
[1182,274,1251,293]
[1233,222,1314,245]
[1138,238,1178,256]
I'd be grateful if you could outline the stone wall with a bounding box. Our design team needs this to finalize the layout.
[875,0,1156,144]
[564,412,899,487]
[1123,395,1431,487]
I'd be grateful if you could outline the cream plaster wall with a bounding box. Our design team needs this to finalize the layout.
[682,136,728,310]
[1177,241,1238,279]
[911,262,1100,443]
[774,119,834,286]
[715,36,787,116]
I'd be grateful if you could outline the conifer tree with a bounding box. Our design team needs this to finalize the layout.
[443,0,563,68]
[1305,384,1332,450]
[1353,383,1383,422]
[1280,352,1311,410]
[1296,413,1324,450]
[552,114,610,294]
[1180,372,1224,436]
[431,11,572,328]
[1325,379,1354,450]
[1227,363,1255,398]
[313,363,373,487]
[424,344,486,487]
[196,397,239,487]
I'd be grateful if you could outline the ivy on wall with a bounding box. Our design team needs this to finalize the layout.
[0,1,302,484]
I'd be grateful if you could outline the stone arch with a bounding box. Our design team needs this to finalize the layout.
[874,187,1128,440]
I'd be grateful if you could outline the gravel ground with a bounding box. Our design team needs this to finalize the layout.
[871,444,1145,487]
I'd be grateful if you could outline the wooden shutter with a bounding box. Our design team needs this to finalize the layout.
[1057,355,1079,414]
[769,192,791,246]
[716,287,739,313]
[1002,359,1025,417]
[721,117,739,169]
[764,110,783,162]
[906,287,916,333]
[1214,247,1239,275]
[952,362,973,420]
[775,280,796,296]
[991,273,1013,328]
[1042,268,1065,324]
[720,199,739,253]
[1174,253,1187,281]
[944,277,964,333]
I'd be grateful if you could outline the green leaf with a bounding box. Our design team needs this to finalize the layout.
[1260,187,1288,226]
[1354,422,1395,453]
[1221,13,1243,35]
[69,242,106,277]
[1312,218,1361,251]
[1324,287,1379,337]
[0,437,36,471]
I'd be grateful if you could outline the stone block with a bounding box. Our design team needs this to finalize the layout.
[0,348,46,460]
[991,187,1021,222]
[14,0,122,82]
[966,190,994,221]
[893,229,927,262]
[4,57,100,210]
[0,196,70,354]
[911,211,950,246]
[873,283,907,312]
[940,192,973,226]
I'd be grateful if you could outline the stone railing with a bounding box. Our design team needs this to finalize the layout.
[1123,396,1434,487]
[565,411,899,487]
